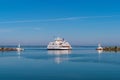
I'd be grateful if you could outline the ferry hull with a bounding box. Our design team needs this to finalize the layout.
[47,47,72,50]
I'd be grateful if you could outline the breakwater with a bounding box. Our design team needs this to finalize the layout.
[0,47,18,51]
[103,46,120,51]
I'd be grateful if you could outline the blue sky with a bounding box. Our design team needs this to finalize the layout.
[0,0,120,45]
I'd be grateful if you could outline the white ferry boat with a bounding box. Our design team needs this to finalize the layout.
[47,37,72,50]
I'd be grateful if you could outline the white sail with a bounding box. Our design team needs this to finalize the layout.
[16,44,24,51]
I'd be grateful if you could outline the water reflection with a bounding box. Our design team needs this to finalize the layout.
[97,50,103,54]
[1,48,120,66]
[48,50,71,64]
[17,51,22,59]
[48,50,71,55]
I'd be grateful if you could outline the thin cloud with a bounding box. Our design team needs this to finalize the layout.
[89,16,113,18]
[0,29,13,33]
[0,17,87,24]
[34,27,41,31]
[0,15,118,24]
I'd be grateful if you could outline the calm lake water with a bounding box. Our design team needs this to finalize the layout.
[0,46,120,80]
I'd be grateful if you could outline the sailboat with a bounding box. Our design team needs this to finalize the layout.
[16,44,24,51]
[96,43,103,50]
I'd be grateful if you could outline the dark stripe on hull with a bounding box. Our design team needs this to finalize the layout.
[47,49,72,50]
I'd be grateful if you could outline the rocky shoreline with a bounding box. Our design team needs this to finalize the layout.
[97,46,120,52]
[103,46,120,51]
[0,47,18,51]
